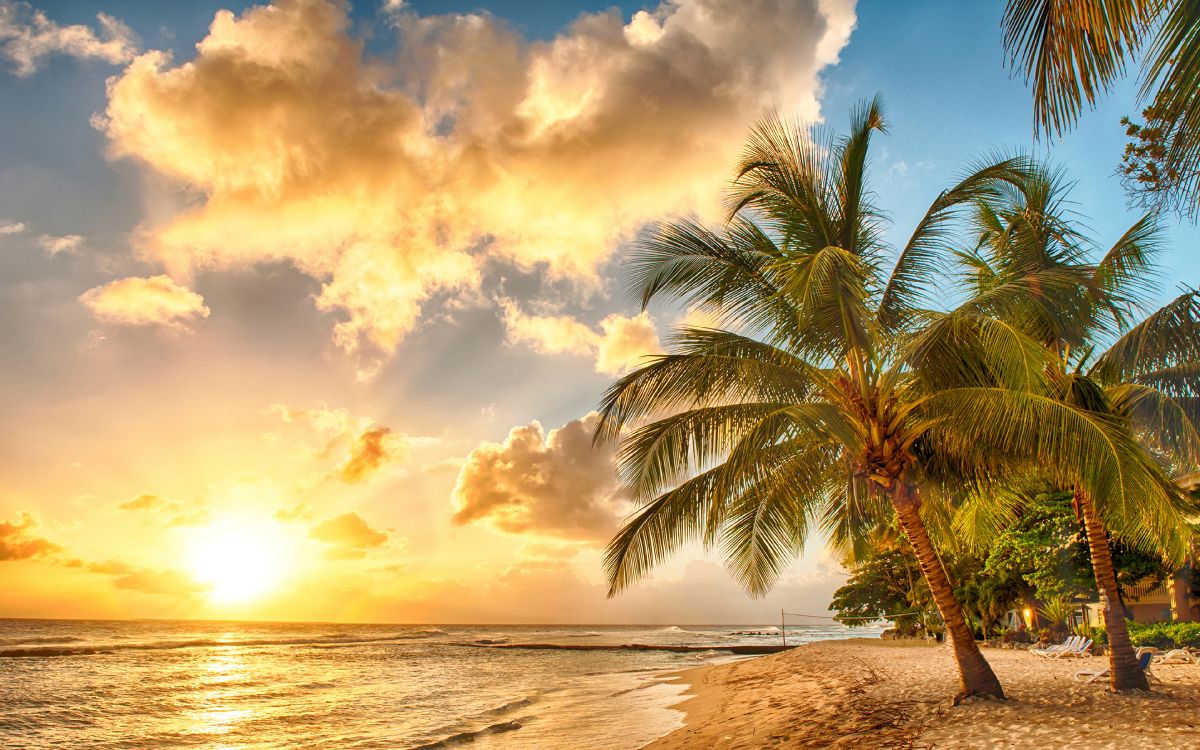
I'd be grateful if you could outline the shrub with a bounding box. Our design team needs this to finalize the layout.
[1089,621,1200,649]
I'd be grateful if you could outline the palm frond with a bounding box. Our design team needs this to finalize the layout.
[1003,0,1153,136]
[593,329,824,445]
[1093,288,1200,380]
[879,155,1034,330]
[924,386,1195,561]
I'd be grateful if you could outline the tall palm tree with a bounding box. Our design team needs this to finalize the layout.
[594,99,1183,701]
[950,169,1200,689]
[1002,0,1200,219]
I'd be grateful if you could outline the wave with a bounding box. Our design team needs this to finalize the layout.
[0,636,85,646]
[458,642,791,655]
[481,694,536,716]
[0,633,415,659]
[565,631,603,638]
[409,718,527,749]
[729,626,780,635]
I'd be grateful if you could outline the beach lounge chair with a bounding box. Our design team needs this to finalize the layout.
[1156,648,1197,665]
[1030,635,1078,657]
[1052,638,1092,658]
[1033,636,1091,658]
[1074,651,1156,684]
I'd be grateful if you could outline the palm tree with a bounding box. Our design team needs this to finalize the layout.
[950,168,1200,689]
[594,99,1182,701]
[1002,0,1200,219]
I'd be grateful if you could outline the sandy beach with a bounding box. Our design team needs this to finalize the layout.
[648,639,1200,749]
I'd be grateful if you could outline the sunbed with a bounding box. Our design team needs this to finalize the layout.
[1156,648,1197,665]
[1030,635,1078,657]
[1074,650,1156,684]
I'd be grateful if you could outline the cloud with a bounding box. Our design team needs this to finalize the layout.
[502,303,663,375]
[36,233,83,256]
[0,220,26,235]
[118,493,169,511]
[274,502,312,522]
[115,493,208,527]
[0,0,138,76]
[79,275,210,331]
[271,404,426,483]
[451,412,623,542]
[70,556,208,597]
[337,426,404,483]
[309,512,389,559]
[112,568,209,596]
[0,511,59,561]
[98,0,855,366]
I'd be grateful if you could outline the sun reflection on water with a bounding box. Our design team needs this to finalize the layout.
[187,648,255,737]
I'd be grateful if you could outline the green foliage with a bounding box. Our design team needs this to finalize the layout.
[983,491,1094,602]
[1091,621,1200,649]
[1038,596,1074,627]
[828,542,935,633]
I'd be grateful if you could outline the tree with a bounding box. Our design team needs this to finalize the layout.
[1002,0,1200,220]
[829,540,938,635]
[593,98,1179,701]
[950,166,1200,690]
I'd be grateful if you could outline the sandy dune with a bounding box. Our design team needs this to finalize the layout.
[646,639,1200,749]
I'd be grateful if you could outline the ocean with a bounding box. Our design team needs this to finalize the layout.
[0,619,883,749]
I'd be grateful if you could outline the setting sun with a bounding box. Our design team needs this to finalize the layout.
[185,520,289,604]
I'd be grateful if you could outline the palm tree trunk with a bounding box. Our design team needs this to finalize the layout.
[1076,488,1148,691]
[891,482,1005,701]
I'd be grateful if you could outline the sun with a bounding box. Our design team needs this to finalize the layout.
[185,518,290,604]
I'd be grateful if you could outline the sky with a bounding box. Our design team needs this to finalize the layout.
[1,0,1196,624]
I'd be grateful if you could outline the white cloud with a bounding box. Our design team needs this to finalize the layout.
[502,302,663,375]
[0,220,26,235]
[0,0,137,76]
[97,0,855,367]
[79,275,210,331]
[37,233,82,256]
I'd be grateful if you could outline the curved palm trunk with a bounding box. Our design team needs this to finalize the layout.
[1076,488,1149,692]
[891,482,1005,701]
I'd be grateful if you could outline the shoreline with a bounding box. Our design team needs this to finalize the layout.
[644,638,1200,748]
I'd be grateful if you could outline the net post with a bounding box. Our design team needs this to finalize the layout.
[781,609,786,647]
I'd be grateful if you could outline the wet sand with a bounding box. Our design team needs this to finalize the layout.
[647,638,1200,748]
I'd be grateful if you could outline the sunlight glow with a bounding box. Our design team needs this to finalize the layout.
[185,519,290,604]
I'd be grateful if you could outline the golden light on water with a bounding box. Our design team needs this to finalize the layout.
[185,519,290,604]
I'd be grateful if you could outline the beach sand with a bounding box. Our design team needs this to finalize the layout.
[647,639,1200,749]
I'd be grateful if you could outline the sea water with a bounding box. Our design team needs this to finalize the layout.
[0,619,882,749]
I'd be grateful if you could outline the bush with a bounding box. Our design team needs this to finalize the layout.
[1088,621,1200,649]
[1077,624,1107,646]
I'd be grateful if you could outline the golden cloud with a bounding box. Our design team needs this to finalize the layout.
[99,0,855,365]
[451,412,623,542]
[270,404,420,483]
[79,275,210,331]
[309,511,389,559]
[502,302,663,375]
[118,493,169,512]
[0,511,59,561]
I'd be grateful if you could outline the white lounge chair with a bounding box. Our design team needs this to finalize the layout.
[1030,635,1078,657]
[1156,648,1196,664]
[1075,650,1156,684]
[1033,636,1091,658]
[1052,638,1093,658]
